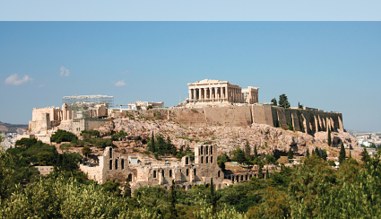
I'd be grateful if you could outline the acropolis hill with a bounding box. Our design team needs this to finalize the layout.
[25,79,359,189]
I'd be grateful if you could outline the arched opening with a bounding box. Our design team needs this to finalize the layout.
[162,170,165,177]
[210,156,213,163]
[201,156,204,164]
[218,170,221,178]
[193,168,196,176]
[127,174,133,182]
[245,175,248,181]
[121,159,125,169]
[185,157,189,165]
[115,159,118,170]
[206,156,208,164]
[205,146,208,155]
[169,169,173,178]
[186,169,189,176]
[109,148,112,158]
[210,146,213,154]
[153,170,157,178]
[200,146,204,155]
[109,160,112,170]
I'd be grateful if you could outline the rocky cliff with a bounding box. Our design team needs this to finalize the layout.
[98,116,359,159]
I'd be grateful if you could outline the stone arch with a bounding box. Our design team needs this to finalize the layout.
[185,157,189,165]
[153,170,157,178]
[200,146,204,155]
[210,156,213,163]
[169,169,173,178]
[127,173,133,182]
[210,146,213,155]
[218,170,221,178]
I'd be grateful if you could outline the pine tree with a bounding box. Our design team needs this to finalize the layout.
[339,144,346,164]
[271,98,277,106]
[278,94,290,108]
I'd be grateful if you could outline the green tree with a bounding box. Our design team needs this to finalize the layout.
[147,131,156,153]
[82,146,91,157]
[271,98,277,106]
[217,153,229,171]
[111,130,128,141]
[231,148,246,164]
[51,130,77,143]
[361,147,370,163]
[170,180,178,219]
[244,141,251,161]
[258,164,264,179]
[339,144,346,164]
[278,94,290,108]
[298,102,303,109]
[254,145,258,158]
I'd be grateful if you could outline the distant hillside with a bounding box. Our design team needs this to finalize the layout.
[0,121,27,134]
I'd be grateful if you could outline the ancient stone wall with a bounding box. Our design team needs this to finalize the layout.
[271,107,343,134]
[116,105,343,135]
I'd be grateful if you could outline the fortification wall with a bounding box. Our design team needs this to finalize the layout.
[271,107,343,134]
[132,105,343,135]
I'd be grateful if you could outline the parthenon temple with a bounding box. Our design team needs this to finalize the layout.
[187,79,258,105]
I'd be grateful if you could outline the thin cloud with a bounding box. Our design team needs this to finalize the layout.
[4,74,32,86]
[114,80,126,87]
[60,66,70,77]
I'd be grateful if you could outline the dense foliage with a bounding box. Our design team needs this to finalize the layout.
[2,138,381,218]
[51,129,78,143]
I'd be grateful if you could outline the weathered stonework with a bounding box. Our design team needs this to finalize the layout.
[80,145,228,190]
[29,103,109,137]
[187,79,258,106]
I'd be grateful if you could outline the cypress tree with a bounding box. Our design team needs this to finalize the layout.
[258,165,264,179]
[170,180,178,219]
[210,178,218,217]
[327,129,332,146]
[339,144,346,164]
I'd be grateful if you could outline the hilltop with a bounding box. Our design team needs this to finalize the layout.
[0,121,27,134]
[97,115,360,160]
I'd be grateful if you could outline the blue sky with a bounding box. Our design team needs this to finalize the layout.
[0,22,380,132]
[0,0,381,21]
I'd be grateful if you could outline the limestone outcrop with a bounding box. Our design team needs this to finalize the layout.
[97,117,358,158]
